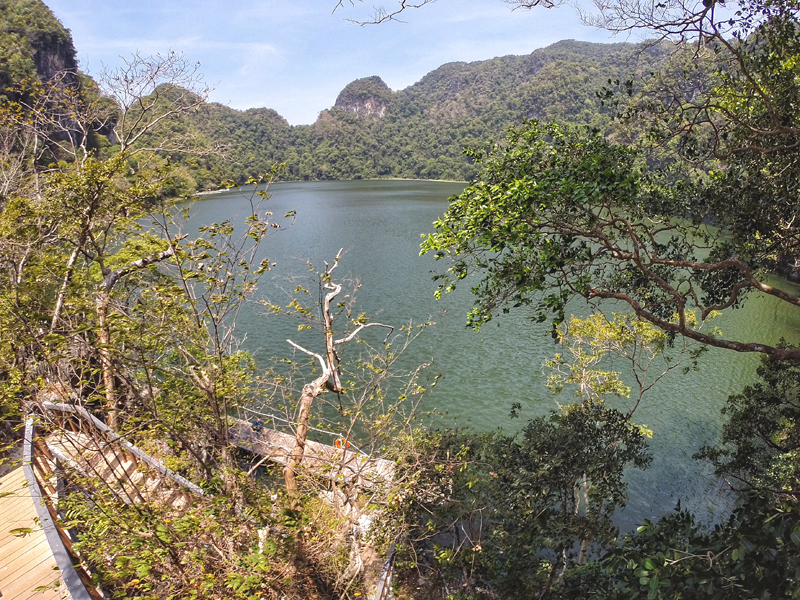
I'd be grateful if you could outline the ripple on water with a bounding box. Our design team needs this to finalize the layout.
[181,181,800,530]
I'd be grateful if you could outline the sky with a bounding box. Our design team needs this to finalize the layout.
[44,0,625,125]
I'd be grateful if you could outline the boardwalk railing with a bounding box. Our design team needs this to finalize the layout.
[23,417,104,600]
[40,400,205,496]
[32,399,397,600]
[21,399,210,599]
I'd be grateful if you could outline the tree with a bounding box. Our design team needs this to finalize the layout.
[98,50,210,155]
[263,250,396,496]
[355,0,800,372]
[391,390,651,599]
[546,312,708,416]
[0,48,214,428]
[256,253,433,508]
[421,119,800,360]
[698,352,800,494]
[595,352,800,600]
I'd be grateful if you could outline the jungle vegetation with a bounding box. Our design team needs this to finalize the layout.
[91,40,673,190]
[1,0,800,599]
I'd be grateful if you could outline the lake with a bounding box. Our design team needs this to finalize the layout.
[182,179,800,530]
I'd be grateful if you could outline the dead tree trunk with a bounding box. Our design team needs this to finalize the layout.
[282,252,391,496]
[284,373,329,496]
[283,341,331,496]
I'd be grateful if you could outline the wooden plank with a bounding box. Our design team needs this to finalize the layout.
[3,501,41,525]
[1,543,58,588]
[2,564,61,600]
[0,533,52,575]
[0,536,55,581]
[0,536,47,589]
[0,467,64,600]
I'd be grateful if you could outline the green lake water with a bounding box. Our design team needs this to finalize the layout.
[181,179,800,530]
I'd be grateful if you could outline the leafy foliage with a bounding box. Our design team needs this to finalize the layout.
[601,493,800,600]
[422,118,800,360]
[699,353,800,494]
[390,401,651,599]
[0,0,77,96]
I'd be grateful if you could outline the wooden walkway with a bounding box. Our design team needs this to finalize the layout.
[0,467,64,600]
[229,419,395,489]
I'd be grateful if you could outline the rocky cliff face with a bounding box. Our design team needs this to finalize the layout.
[32,36,78,82]
[0,0,79,91]
[333,76,392,118]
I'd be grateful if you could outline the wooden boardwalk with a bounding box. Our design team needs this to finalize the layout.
[45,430,192,511]
[0,467,64,600]
[229,419,395,489]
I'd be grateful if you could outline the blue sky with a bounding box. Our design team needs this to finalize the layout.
[45,0,623,125]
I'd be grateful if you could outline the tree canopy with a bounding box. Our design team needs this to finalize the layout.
[419,1,800,366]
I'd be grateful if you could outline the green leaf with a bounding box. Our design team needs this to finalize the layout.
[650,574,659,590]
[791,527,800,547]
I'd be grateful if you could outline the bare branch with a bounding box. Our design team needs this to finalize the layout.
[334,322,394,345]
[287,338,333,381]
[100,50,211,154]
[334,0,437,24]
[506,0,565,10]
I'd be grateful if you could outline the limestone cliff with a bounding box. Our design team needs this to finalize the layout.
[0,0,79,93]
[333,76,392,119]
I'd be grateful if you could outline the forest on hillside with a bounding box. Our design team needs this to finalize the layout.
[47,38,673,191]
[2,0,800,599]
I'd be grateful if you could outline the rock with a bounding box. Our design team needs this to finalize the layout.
[334,76,393,119]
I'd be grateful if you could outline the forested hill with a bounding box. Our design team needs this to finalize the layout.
[178,40,668,189]
[0,0,78,93]
[0,0,668,189]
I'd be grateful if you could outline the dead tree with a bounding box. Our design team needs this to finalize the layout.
[282,250,393,496]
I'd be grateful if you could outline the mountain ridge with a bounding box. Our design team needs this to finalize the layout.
[1,0,670,190]
[173,38,668,188]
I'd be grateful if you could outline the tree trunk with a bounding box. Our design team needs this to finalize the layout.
[323,281,343,392]
[96,290,118,429]
[577,473,590,566]
[50,245,81,333]
[284,377,325,496]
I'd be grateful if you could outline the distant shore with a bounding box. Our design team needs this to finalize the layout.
[193,177,467,197]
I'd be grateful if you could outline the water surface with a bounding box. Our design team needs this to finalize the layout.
[182,180,800,529]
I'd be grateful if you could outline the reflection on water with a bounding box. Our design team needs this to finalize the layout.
[179,180,800,530]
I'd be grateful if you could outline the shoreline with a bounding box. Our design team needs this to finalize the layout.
[192,177,467,197]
